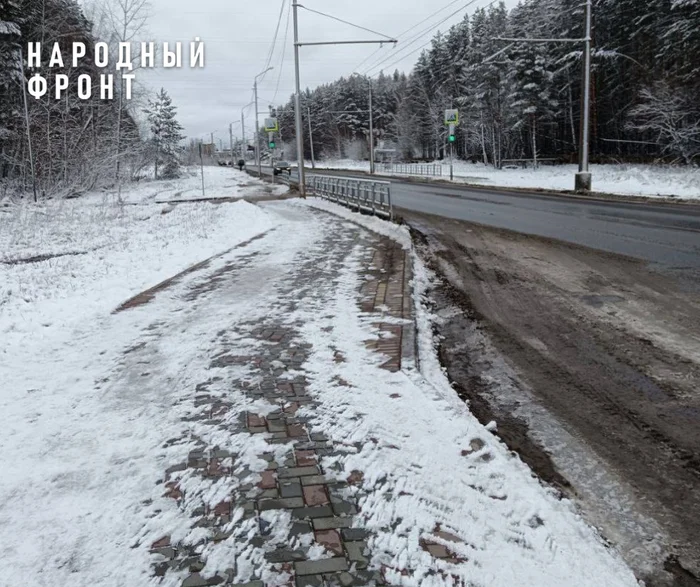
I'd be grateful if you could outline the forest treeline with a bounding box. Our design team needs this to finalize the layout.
[274,0,700,166]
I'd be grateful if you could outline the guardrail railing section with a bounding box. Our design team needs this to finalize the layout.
[306,174,393,220]
[378,162,442,177]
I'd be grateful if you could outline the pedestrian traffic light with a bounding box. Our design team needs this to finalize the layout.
[269,141,276,149]
[448,134,456,143]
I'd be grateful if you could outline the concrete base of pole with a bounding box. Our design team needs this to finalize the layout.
[575,172,592,192]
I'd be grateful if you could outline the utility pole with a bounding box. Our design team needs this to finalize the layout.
[495,0,594,192]
[307,106,316,169]
[293,0,306,196]
[368,79,375,174]
[293,3,397,196]
[254,68,273,179]
[576,0,593,192]
[241,111,245,159]
[229,123,234,164]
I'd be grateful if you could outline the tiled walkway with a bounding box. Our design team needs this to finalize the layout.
[133,208,412,586]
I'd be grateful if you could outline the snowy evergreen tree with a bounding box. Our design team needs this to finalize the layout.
[145,88,185,179]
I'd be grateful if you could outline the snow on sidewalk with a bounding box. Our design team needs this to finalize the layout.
[0,193,638,587]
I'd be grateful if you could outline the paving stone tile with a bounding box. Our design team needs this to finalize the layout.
[345,541,369,567]
[265,549,307,563]
[303,485,329,506]
[313,517,353,531]
[280,480,303,498]
[258,497,305,511]
[278,466,320,478]
[340,528,369,541]
[300,475,331,486]
[314,529,343,555]
[292,506,334,519]
[294,557,348,576]
[295,575,324,587]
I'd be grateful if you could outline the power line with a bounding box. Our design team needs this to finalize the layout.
[273,0,293,103]
[366,0,498,76]
[261,0,287,81]
[299,5,395,41]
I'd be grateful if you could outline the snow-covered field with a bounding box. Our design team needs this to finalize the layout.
[313,158,700,200]
[0,177,639,586]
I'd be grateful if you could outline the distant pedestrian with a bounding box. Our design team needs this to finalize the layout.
[237,159,245,171]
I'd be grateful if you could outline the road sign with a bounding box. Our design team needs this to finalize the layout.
[264,117,279,132]
[444,109,459,126]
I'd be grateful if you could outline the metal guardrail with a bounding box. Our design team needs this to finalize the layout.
[306,174,393,220]
[379,162,443,177]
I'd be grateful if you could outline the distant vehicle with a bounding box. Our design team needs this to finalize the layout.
[273,161,291,176]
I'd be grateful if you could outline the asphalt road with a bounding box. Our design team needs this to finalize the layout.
[260,166,700,270]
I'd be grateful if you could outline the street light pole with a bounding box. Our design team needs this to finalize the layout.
[293,0,306,197]
[575,0,593,192]
[307,106,316,169]
[254,68,273,179]
[368,79,375,174]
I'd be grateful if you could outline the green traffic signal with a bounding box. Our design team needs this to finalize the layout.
[448,135,456,143]
[269,142,276,149]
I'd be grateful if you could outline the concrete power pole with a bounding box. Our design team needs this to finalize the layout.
[292,3,397,195]
[254,68,273,179]
[241,112,245,160]
[254,79,260,176]
[368,79,375,175]
[293,0,306,197]
[230,123,234,165]
[496,0,594,192]
[307,106,316,169]
[575,0,593,192]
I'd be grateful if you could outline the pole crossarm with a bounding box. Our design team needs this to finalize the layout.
[495,37,586,43]
[296,40,397,47]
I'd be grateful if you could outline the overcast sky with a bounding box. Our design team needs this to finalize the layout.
[138,0,518,143]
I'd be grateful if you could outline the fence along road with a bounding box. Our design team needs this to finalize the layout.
[304,174,393,220]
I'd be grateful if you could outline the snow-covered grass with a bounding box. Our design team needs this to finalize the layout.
[0,173,281,353]
[113,165,285,204]
[312,158,700,200]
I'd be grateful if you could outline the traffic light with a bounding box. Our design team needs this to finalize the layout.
[269,141,276,149]
[448,134,456,143]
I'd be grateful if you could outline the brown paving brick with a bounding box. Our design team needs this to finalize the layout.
[314,529,343,555]
[163,481,182,501]
[287,423,307,438]
[283,402,300,415]
[247,414,266,428]
[295,450,316,467]
[302,485,329,506]
[151,536,170,550]
[258,470,277,489]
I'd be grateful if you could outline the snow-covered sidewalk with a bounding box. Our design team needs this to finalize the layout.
[0,192,638,586]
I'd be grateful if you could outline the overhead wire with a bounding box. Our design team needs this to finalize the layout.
[299,5,395,41]
[260,0,287,83]
[365,0,499,77]
[351,0,465,73]
[272,0,293,103]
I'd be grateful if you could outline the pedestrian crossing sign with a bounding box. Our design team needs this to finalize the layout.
[444,109,459,125]
[264,118,279,132]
